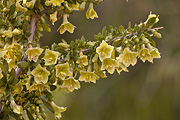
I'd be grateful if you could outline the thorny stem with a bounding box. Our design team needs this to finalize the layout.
[16,6,53,79]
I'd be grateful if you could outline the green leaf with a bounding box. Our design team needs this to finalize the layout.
[0,19,5,26]
[16,11,24,17]
[41,96,54,113]
[14,18,22,27]
[8,4,16,17]
[146,17,156,28]
[49,85,57,91]
[17,61,29,69]
[119,25,124,35]
[26,110,35,120]
[3,60,8,74]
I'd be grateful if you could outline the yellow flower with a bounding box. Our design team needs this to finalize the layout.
[43,49,59,66]
[4,42,22,60]
[116,62,129,75]
[117,48,138,67]
[0,48,7,58]
[55,63,72,80]
[76,52,88,68]
[79,70,99,83]
[26,0,36,9]
[61,77,80,92]
[25,47,44,62]
[12,28,22,35]
[10,99,23,114]
[147,43,161,62]
[16,1,27,12]
[101,58,119,74]
[138,44,152,63]
[86,2,98,19]
[49,0,64,7]
[96,40,114,61]
[79,2,86,11]
[50,11,58,25]
[49,101,66,120]
[145,12,159,25]
[31,64,50,84]
[3,30,13,38]
[94,63,107,78]
[58,14,75,34]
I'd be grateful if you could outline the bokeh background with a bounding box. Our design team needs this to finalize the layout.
[41,0,180,120]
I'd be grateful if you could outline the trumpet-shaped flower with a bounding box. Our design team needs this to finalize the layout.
[50,11,58,25]
[31,64,50,84]
[48,0,64,6]
[145,12,159,25]
[4,42,22,60]
[26,0,36,9]
[79,2,86,11]
[55,63,72,80]
[101,58,119,74]
[16,1,27,12]
[10,99,23,114]
[76,52,88,68]
[86,2,98,19]
[94,63,107,78]
[25,47,44,62]
[43,49,59,65]
[61,77,80,92]
[117,48,138,67]
[58,14,75,34]
[79,71,99,83]
[147,43,161,62]
[49,101,66,120]
[116,62,129,75]
[96,40,114,61]
[138,44,152,63]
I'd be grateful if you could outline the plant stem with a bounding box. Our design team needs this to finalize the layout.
[16,6,53,79]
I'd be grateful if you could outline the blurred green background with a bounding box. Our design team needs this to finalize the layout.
[41,0,180,120]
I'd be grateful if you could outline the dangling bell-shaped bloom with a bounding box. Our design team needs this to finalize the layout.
[55,63,72,80]
[147,43,161,62]
[117,47,138,67]
[96,40,114,61]
[94,63,107,78]
[58,14,75,34]
[86,2,98,19]
[43,49,59,65]
[101,58,119,74]
[50,11,58,25]
[144,12,159,25]
[79,2,86,11]
[10,99,23,114]
[31,64,50,84]
[76,52,88,68]
[61,77,80,92]
[116,62,129,75]
[48,0,64,6]
[49,101,66,120]
[25,47,44,62]
[138,44,152,63]
[79,71,99,83]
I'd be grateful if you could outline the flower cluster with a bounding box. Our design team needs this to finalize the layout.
[0,0,162,119]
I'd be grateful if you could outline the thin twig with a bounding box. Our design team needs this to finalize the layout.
[16,6,53,79]
[110,27,164,42]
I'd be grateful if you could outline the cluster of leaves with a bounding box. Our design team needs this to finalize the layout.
[0,0,162,120]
